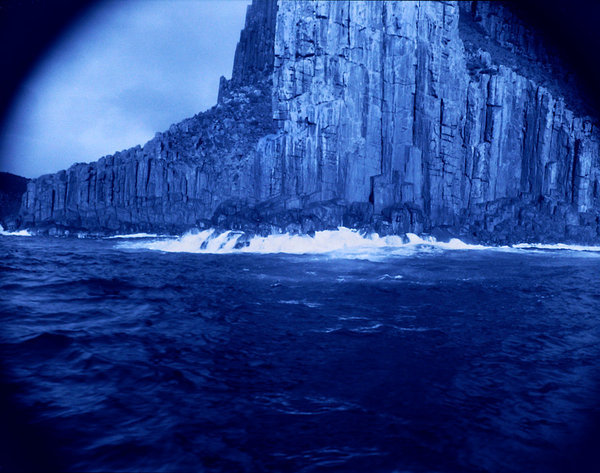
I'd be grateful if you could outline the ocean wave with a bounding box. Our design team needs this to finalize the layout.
[115,226,600,258]
[106,233,163,239]
[511,242,600,252]
[0,225,32,237]
[117,227,491,257]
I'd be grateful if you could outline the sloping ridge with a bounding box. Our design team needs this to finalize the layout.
[14,0,600,244]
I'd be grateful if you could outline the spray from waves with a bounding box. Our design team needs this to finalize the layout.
[117,227,600,257]
[118,227,493,257]
[512,242,600,252]
[0,225,31,237]
[106,233,162,239]
[2,223,597,256]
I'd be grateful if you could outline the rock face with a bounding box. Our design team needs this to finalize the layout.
[0,172,29,226]
[17,1,600,243]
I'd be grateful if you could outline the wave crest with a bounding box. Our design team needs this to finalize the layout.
[0,225,31,237]
[117,227,491,256]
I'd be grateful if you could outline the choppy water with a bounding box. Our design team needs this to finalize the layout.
[1,232,600,472]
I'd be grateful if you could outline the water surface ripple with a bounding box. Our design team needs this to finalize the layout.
[1,236,599,472]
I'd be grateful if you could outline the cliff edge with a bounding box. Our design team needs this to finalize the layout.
[0,172,29,227]
[15,1,600,243]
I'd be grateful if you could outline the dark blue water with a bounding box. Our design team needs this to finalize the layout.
[1,236,600,472]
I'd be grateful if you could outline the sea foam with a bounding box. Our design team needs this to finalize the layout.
[511,242,600,252]
[0,225,32,237]
[106,233,162,239]
[117,226,600,257]
[118,227,492,257]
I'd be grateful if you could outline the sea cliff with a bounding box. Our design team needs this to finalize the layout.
[0,172,28,226]
[16,1,600,243]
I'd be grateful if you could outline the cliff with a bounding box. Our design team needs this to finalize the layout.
[16,1,600,243]
[0,172,29,226]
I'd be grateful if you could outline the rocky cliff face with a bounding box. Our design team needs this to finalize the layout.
[17,1,600,243]
[0,172,28,226]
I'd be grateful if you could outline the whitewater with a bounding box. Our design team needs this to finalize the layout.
[115,226,600,258]
[3,224,600,257]
[0,224,31,237]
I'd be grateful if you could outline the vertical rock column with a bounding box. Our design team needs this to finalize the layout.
[271,1,470,222]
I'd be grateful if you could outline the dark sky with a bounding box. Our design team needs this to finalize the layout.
[508,0,600,107]
[0,0,599,178]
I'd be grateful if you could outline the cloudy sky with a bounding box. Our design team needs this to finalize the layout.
[0,0,250,178]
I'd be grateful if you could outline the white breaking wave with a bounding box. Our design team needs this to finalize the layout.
[106,233,162,239]
[118,227,493,257]
[117,226,600,257]
[0,225,32,237]
[2,223,598,254]
[511,242,600,252]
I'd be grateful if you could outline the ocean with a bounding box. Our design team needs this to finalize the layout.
[1,229,599,472]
